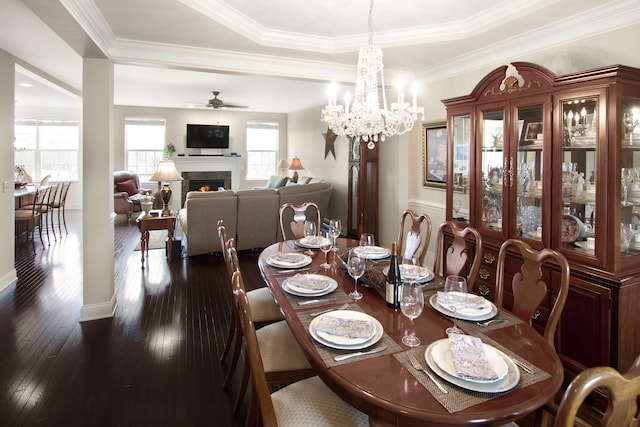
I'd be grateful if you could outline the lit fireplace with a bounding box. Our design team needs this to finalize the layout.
[181,171,231,206]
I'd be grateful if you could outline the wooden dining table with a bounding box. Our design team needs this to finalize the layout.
[258,238,564,427]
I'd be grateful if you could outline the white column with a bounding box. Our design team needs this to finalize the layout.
[80,58,117,321]
[0,50,17,293]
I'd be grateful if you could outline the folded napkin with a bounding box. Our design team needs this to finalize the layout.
[448,334,499,381]
[288,274,330,291]
[270,252,306,265]
[437,291,487,311]
[315,315,375,339]
[301,236,326,246]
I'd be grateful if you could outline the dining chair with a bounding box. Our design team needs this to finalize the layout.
[432,221,483,292]
[278,202,321,241]
[234,272,369,427]
[15,186,48,250]
[553,354,640,426]
[495,238,570,349]
[397,209,432,265]
[50,181,71,235]
[39,174,51,187]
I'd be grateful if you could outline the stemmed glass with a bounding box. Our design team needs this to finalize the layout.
[347,249,365,300]
[319,231,332,269]
[359,233,375,247]
[329,219,341,252]
[303,220,316,256]
[443,275,468,335]
[622,168,634,206]
[623,112,639,144]
[400,279,424,347]
[402,257,420,284]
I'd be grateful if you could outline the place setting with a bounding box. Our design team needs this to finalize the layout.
[278,272,352,308]
[265,251,313,270]
[301,305,402,367]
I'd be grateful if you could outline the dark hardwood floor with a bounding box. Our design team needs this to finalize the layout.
[3,211,260,426]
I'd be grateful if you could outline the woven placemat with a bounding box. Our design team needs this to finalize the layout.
[394,338,550,413]
[457,309,524,335]
[297,304,403,368]
[275,276,352,310]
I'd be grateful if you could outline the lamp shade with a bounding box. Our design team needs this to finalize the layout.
[277,158,289,169]
[288,157,304,171]
[150,159,182,182]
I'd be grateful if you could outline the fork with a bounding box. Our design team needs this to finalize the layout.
[476,318,508,327]
[309,303,349,317]
[408,353,448,394]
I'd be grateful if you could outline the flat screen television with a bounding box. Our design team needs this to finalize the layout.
[186,124,230,149]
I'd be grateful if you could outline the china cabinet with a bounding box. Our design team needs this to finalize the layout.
[347,136,379,239]
[443,62,640,382]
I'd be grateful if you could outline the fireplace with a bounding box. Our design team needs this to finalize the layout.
[181,171,232,206]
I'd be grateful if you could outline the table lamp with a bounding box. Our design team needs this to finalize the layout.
[288,157,304,183]
[277,158,288,176]
[150,159,183,216]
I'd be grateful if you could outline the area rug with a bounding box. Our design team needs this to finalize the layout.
[134,230,168,251]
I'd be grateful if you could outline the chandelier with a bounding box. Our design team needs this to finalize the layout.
[321,0,424,149]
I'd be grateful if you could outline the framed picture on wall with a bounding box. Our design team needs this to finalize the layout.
[422,122,447,189]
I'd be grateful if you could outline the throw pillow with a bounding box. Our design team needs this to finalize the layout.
[116,179,138,196]
[266,175,288,188]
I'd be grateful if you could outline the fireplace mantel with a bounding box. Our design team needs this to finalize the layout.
[170,156,241,210]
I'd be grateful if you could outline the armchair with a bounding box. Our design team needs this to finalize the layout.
[114,171,151,220]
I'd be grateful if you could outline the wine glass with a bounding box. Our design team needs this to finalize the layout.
[623,112,639,144]
[347,249,365,300]
[400,280,424,347]
[622,168,634,206]
[402,257,420,284]
[443,275,468,335]
[359,233,375,247]
[303,220,316,256]
[329,219,341,252]
[319,231,332,269]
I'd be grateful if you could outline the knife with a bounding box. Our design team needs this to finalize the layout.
[514,358,535,375]
[334,346,387,362]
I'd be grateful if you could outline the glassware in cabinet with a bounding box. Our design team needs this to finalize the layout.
[451,114,471,222]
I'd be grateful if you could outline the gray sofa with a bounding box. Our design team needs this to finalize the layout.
[178,181,332,255]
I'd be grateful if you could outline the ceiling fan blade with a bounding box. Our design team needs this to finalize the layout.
[219,102,249,109]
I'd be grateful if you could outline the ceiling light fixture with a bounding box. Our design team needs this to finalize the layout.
[321,0,424,149]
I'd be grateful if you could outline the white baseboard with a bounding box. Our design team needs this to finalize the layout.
[0,269,17,294]
[80,293,117,322]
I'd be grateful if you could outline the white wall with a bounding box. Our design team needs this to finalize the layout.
[113,106,287,191]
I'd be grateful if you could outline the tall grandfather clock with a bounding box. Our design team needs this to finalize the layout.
[347,136,379,239]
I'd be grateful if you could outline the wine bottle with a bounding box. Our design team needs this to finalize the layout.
[386,241,401,309]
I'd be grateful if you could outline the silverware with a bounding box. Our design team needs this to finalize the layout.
[298,299,323,306]
[514,358,535,375]
[407,353,449,394]
[334,346,387,361]
[476,318,508,327]
[309,303,349,317]
[275,267,311,274]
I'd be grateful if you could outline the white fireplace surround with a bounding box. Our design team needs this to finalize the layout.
[170,156,241,210]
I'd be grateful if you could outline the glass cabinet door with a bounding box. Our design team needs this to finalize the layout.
[515,105,544,242]
[451,114,471,222]
[480,110,504,232]
[560,96,598,254]
[621,96,640,257]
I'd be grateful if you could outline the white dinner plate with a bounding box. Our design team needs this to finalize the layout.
[295,236,332,249]
[429,293,498,321]
[266,252,312,268]
[352,246,391,260]
[431,339,508,384]
[309,310,383,350]
[425,339,520,393]
[282,274,338,297]
[382,265,434,283]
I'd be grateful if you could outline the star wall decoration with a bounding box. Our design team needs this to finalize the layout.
[323,127,337,160]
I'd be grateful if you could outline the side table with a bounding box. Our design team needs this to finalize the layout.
[136,211,177,268]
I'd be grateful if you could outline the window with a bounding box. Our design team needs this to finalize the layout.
[246,122,278,180]
[125,118,166,181]
[14,120,79,181]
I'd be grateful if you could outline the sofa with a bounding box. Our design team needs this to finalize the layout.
[178,181,332,255]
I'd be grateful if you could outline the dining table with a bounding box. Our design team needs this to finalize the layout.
[257,237,564,427]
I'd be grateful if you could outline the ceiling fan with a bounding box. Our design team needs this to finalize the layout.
[207,91,248,109]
